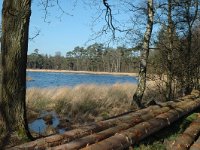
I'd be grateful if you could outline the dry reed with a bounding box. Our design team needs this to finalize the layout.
[26,81,167,123]
[26,83,137,123]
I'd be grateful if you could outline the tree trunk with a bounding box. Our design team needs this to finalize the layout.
[184,0,198,95]
[0,0,33,141]
[166,0,173,101]
[132,0,154,108]
[185,28,193,95]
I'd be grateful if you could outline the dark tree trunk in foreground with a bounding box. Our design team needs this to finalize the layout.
[132,0,154,108]
[0,0,33,143]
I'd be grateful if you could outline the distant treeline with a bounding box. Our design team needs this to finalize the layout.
[27,43,140,72]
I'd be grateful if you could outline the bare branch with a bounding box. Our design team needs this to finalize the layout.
[102,0,116,38]
[29,28,41,41]
[56,0,73,20]
[39,0,73,23]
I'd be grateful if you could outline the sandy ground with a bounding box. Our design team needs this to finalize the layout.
[27,69,138,77]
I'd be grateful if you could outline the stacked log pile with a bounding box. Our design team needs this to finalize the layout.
[167,114,200,150]
[12,90,200,150]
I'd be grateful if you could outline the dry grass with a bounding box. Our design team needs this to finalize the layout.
[26,80,168,124]
[26,83,137,123]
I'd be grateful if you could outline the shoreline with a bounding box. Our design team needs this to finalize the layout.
[26,69,138,77]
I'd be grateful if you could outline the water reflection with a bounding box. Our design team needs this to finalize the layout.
[29,111,60,134]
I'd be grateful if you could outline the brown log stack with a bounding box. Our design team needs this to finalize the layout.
[12,90,200,150]
[80,97,200,150]
[167,114,200,150]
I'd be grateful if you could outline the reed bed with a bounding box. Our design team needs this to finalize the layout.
[26,83,137,123]
[26,81,168,123]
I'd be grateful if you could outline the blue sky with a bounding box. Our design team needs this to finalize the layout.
[0,0,150,56]
[0,0,108,56]
[29,1,103,56]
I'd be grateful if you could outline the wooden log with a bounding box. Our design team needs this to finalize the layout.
[190,136,200,150]
[13,93,199,149]
[49,123,132,150]
[51,100,194,150]
[81,98,200,150]
[49,104,172,150]
[167,114,200,150]
[13,105,161,149]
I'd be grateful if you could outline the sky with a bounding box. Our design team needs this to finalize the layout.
[0,0,150,56]
[0,0,109,56]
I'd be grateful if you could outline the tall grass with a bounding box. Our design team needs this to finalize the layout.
[26,83,137,123]
[26,81,168,123]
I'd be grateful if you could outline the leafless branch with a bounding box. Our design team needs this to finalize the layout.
[40,0,50,23]
[102,0,116,38]
[56,0,73,20]
[39,0,73,23]
[29,28,41,41]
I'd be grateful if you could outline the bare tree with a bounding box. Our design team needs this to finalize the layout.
[182,0,199,95]
[132,0,154,108]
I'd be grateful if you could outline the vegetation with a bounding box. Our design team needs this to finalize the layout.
[1,0,200,148]
[27,44,139,73]
[26,83,137,123]
[147,0,200,102]
[25,81,183,124]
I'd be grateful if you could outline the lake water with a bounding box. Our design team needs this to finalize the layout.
[27,71,138,133]
[27,71,138,88]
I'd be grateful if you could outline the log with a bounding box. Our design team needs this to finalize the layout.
[49,123,132,150]
[81,98,200,150]
[13,92,200,149]
[190,136,200,150]
[49,105,171,150]
[167,114,200,150]
[13,105,161,149]
[50,98,199,150]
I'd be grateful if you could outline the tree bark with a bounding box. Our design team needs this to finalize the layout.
[166,0,173,101]
[0,0,33,141]
[132,0,154,108]
[184,0,198,95]
[168,114,200,150]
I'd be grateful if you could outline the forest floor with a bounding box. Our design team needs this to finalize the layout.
[26,69,138,77]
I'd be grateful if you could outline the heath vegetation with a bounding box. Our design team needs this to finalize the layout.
[26,83,137,123]
[26,81,171,124]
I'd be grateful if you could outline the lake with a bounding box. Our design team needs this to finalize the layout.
[27,71,138,88]
[27,71,138,133]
